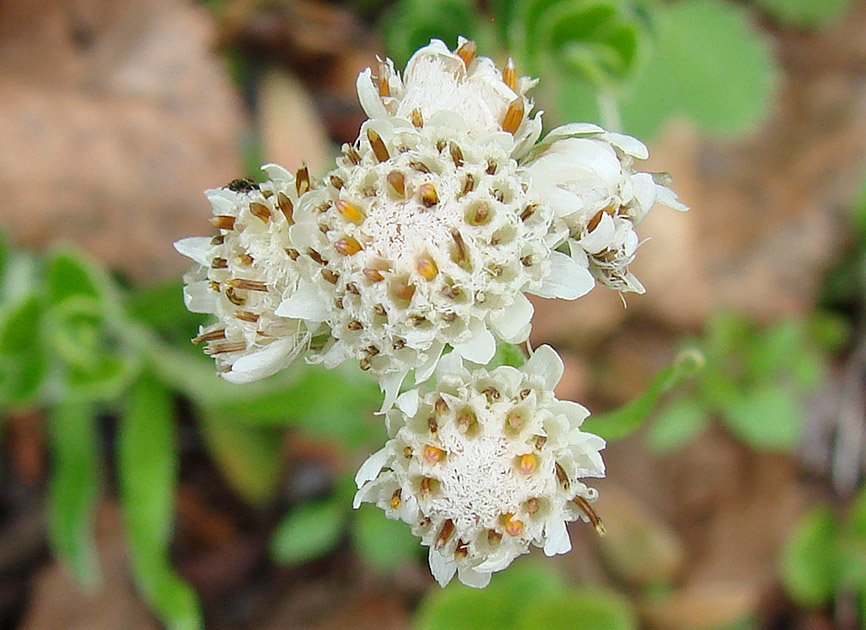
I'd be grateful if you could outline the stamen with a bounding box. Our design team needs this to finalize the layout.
[434,398,448,415]
[466,202,490,225]
[520,388,532,400]
[211,257,228,269]
[502,97,524,134]
[359,357,371,371]
[329,174,345,190]
[390,277,415,301]
[481,386,500,401]
[573,495,606,536]
[210,215,235,230]
[377,64,391,97]
[204,341,246,355]
[503,513,523,537]
[235,311,259,323]
[403,446,413,458]
[210,234,225,245]
[555,462,570,489]
[386,171,405,197]
[393,339,406,350]
[423,445,445,464]
[391,488,402,508]
[363,268,384,282]
[373,304,387,316]
[410,108,424,128]
[345,145,361,165]
[367,128,390,162]
[249,202,271,222]
[322,269,339,284]
[347,320,363,331]
[526,498,540,515]
[434,519,455,550]
[296,165,310,196]
[518,453,537,474]
[334,237,362,256]
[286,248,300,260]
[237,253,254,266]
[488,529,502,544]
[427,416,438,433]
[456,39,476,68]
[307,248,326,265]
[456,410,476,433]
[520,204,537,222]
[416,254,438,280]
[410,161,431,174]
[346,282,360,295]
[192,329,226,344]
[460,174,475,197]
[335,199,365,223]
[450,229,468,265]
[420,477,437,500]
[228,278,268,292]
[225,287,245,306]
[449,142,464,167]
[454,540,468,560]
[503,57,517,91]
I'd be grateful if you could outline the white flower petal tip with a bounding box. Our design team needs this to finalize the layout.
[173,237,212,267]
[534,250,594,301]
[221,334,309,384]
[354,346,604,586]
[275,281,330,322]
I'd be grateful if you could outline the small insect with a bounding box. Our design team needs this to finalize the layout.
[226,178,257,193]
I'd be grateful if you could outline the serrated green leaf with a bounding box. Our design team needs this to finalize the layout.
[582,348,704,441]
[381,0,480,67]
[199,416,283,505]
[352,504,420,574]
[119,374,202,630]
[721,386,802,451]
[47,400,101,591]
[754,0,851,28]
[516,587,638,630]
[647,396,708,453]
[271,498,345,564]
[781,507,839,607]
[619,0,778,139]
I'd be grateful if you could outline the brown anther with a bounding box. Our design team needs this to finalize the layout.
[488,264,503,277]
[386,171,405,197]
[210,234,225,245]
[211,257,228,269]
[460,174,475,198]
[335,297,343,309]
[235,310,259,323]
[228,278,268,292]
[436,139,447,152]
[209,280,221,292]
[391,488,402,509]
[441,284,461,299]
[347,320,363,331]
[366,345,380,356]
[587,204,616,232]
[427,416,438,433]
[373,304,387,316]
[393,339,406,350]
[249,202,271,222]
[449,142,464,167]
[334,237,362,256]
[520,388,531,400]
[573,496,606,536]
[390,277,415,301]
[363,186,377,197]
[416,254,438,280]
[454,540,469,560]
[466,202,490,225]
[419,183,439,208]
[322,269,340,284]
[403,446,413,458]
[502,97,524,134]
[367,128,390,162]
[488,529,503,544]
[518,453,537,474]
[286,248,300,260]
[434,519,455,550]
[555,462,570,489]
[377,66,391,98]
[419,517,431,528]
[204,341,246,355]
[409,315,428,327]
[482,386,500,401]
[225,287,245,306]
[520,255,533,267]
[420,477,436,500]
[238,253,254,266]
[318,223,331,234]
[345,145,361,165]
[329,175,345,190]
[507,411,523,431]
[526,498,540,515]
[442,311,457,322]
[456,39,477,68]
[295,165,310,196]
[347,281,360,294]
[363,268,385,282]
[492,189,505,203]
[307,248,326,265]
[520,204,537,222]
[334,199,365,223]
[192,329,226,344]
[434,397,448,415]
[450,229,468,264]
[359,357,371,371]
[504,513,524,537]
[503,57,517,91]
[456,410,476,433]
[210,215,235,230]
[410,108,424,128]
[534,435,547,450]
[423,445,445,464]
[410,160,431,174]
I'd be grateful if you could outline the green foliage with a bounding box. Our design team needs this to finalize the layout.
[119,374,203,630]
[646,312,836,453]
[271,496,346,564]
[490,341,527,368]
[754,0,852,29]
[415,562,636,630]
[47,401,101,591]
[352,503,421,574]
[381,0,480,67]
[582,348,704,441]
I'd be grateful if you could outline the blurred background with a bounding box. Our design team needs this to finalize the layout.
[1,0,866,628]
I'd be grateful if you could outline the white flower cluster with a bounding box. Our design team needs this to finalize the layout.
[176,37,686,587]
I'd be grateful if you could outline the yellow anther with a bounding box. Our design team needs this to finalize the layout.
[377,64,391,97]
[387,171,405,197]
[403,446,413,458]
[335,199,364,223]
[518,453,537,474]
[456,39,477,68]
[367,128,390,163]
[410,108,424,128]
[419,182,439,208]
[391,488,402,509]
[423,445,445,464]
[334,237,362,256]
[502,96,524,134]
[434,519,455,550]
[210,215,235,230]
[416,254,438,280]
[503,513,524,537]
[503,57,517,91]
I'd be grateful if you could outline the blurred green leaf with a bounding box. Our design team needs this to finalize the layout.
[415,562,567,630]
[839,491,866,588]
[0,295,49,406]
[754,0,852,28]
[119,374,202,630]
[490,342,527,368]
[582,348,704,440]
[45,249,105,306]
[271,498,345,564]
[516,587,638,630]
[721,386,802,451]
[647,396,708,453]
[381,0,479,67]
[199,416,283,505]
[47,400,101,591]
[352,504,420,574]
[745,320,805,384]
[0,231,8,280]
[618,0,777,139]
[781,507,839,607]
[126,280,206,339]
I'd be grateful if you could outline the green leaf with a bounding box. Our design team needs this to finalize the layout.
[199,415,283,505]
[352,504,420,574]
[754,0,852,28]
[721,386,802,451]
[126,280,206,340]
[0,295,49,406]
[119,374,202,630]
[582,349,704,441]
[381,0,480,67]
[0,230,8,280]
[618,0,778,139]
[646,396,708,453]
[271,498,345,564]
[47,400,101,591]
[489,342,527,368]
[516,587,638,630]
[45,249,106,306]
[780,507,840,608]
[415,562,567,630]
[839,491,866,588]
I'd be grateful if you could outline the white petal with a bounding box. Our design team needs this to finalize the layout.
[204,188,238,214]
[606,131,649,159]
[354,446,391,489]
[379,369,407,413]
[275,280,330,322]
[655,184,689,211]
[552,400,591,427]
[631,173,657,220]
[579,212,616,254]
[452,320,496,365]
[542,123,605,144]
[396,389,420,417]
[415,341,445,384]
[488,293,533,343]
[523,344,564,390]
[428,548,457,587]
[222,334,308,384]
[183,281,217,314]
[261,163,294,184]
[457,567,492,589]
[434,350,463,380]
[533,250,594,300]
[543,518,572,556]
[356,68,388,119]
[545,186,584,219]
[173,237,212,267]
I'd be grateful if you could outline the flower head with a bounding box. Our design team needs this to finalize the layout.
[353,346,606,588]
[174,165,320,383]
